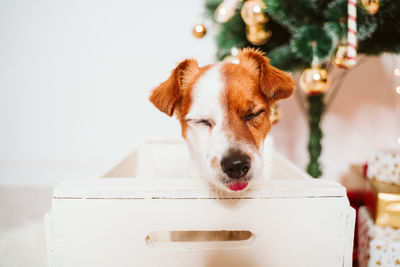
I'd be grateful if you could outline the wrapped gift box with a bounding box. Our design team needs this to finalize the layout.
[45,140,355,267]
[365,179,400,228]
[358,206,400,267]
[367,151,400,186]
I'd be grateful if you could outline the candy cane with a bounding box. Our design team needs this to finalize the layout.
[347,0,357,66]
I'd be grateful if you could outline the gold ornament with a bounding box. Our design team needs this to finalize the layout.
[241,0,270,45]
[361,0,380,15]
[333,44,356,69]
[246,24,271,45]
[270,104,282,125]
[299,64,330,95]
[215,0,240,23]
[192,24,207,38]
[241,0,268,25]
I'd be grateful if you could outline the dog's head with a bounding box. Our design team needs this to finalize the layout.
[150,48,295,192]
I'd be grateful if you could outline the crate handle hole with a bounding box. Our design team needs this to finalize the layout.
[145,230,255,249]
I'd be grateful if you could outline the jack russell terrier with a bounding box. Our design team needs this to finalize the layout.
[150,48,295,193]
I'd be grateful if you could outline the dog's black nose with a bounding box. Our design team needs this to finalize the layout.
[220,153,251,179]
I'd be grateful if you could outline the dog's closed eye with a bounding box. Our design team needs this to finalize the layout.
[186,118,213,128]
[196,119,213,128]
[244,110,265,122]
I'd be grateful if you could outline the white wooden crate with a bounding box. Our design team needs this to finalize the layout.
[45,140,355,267]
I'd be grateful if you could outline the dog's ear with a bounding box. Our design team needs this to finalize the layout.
[239,48,295,102]
[150,59,199,116]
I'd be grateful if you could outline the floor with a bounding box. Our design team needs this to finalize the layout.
[0,186,53,267]
[0,162,109,267]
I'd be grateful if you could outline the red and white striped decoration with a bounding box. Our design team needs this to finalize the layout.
[347,0,357,67]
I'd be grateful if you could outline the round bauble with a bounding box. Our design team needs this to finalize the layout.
[192,24,207,38]
[333,44,356,69]
[215,0,238,23]
[299,65,330,95]
[241,0,268,26]
[361,0,379,15]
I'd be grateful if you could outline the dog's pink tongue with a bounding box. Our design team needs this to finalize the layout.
[227,182,248,191]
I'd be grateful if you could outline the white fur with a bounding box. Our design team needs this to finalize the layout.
[184,65,264,191]
[185,65,228,182]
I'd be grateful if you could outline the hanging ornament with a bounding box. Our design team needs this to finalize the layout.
[192,23,207,38]
[333,7,357,69]
[333,44,353,69]
[299,64,330,95]
[215,0,241,23]
[347,0,358,67]
[361,0,380,15]
[241,0,268,25]
[300,42,330,95]
[270,104,282,125]
[240,0,271,45]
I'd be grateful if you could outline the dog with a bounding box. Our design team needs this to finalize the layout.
[150,48,295,192]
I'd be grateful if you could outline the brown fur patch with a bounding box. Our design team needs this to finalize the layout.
[220,63,270,148]
[149,60,213,137]
[215,49,295,148]
[238,48,295,101]
[149,59,199,116]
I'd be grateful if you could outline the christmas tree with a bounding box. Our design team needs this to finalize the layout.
[197,0,400,178]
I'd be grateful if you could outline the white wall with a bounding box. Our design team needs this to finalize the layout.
[0,0,216,177]
[0,0,399,183]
